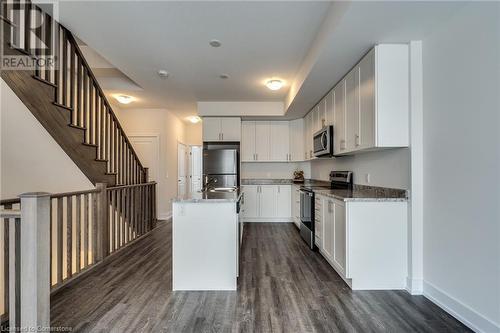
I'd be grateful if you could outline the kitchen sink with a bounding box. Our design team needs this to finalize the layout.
[208,187,237,193]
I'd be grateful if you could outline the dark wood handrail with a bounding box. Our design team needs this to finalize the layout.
[50,188,101,199]
[0,198,21,206]
[106,182,157,191]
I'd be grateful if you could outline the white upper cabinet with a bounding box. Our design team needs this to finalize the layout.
[333,44,409,155]
[289,119,304,161]
[269,122,290,161]
[333,79,347,154]
[255,122,270,161]
[319,97,327,129]
[241,121,256,161]
[345,67,360,152]
[202,118,221,141]
[305,112,313,159]
[325,90,334,126]
[202,117,241,142]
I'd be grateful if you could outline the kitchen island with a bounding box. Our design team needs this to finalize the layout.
[172,190,242,291]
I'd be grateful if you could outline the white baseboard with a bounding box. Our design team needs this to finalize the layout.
[241,218,293,223]
[158,211,172,220]
[423,280,499,333]
[405,277,423,295]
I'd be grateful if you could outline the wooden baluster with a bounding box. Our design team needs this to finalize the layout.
[121,188,125,247]
[61,29,68,106]
[3,217,9,322]
[33,6,40,77]
[57,197,63,284]
[54,26,60,102]
[101,99,105,160]
[66,196,72,279]
[24,1,31,52]
[49,198,53,286]
[83,69,88,141]
[70,43,75,119]
[83,194,88,267]
[76,56,82,127]
[110,190,115,252]
[91,192,98,264]
[95,94,100,154]
[89,84,94,145]
[117,189,121,248]
[96,183,108,261]
[75,194,81,274]
[44,12,52,82]
[11,1,20,47]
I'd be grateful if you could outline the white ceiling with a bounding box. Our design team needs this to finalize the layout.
[57,1,330,120]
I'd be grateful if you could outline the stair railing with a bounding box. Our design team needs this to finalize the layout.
[1,1,147,185]
[0,181,157,329]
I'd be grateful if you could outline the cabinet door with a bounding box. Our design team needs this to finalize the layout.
[333,200,346,275]
[292,186,301,224]
[221,118,241,141]
[241,186,259,218]
[325,90,334,126]
[270,122,290,161]
[255,122,270,161]
[289,119,304,161]
[346,67,360,152]
[313,105,320,133]
[276,185,291,218]
[241,122,256,161]
[319,97,327,129]
[306,112,313,159]
[202,118,221,142]
[259,185,276,218]
[333,80,346,154]
[358,49,376,149]
[322,199,334,261]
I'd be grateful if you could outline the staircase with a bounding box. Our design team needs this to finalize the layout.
[1,1,147,186]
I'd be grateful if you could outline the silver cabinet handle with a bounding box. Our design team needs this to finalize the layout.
[278,186,280,193]
[221,133,224,141]
[256,153,258,160]
[355,134,359,147]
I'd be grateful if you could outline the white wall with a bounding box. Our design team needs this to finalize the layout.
[198,101,284,117]
[241,162,310,180]
[310,149,410,189]
[184,122,202,146]
[422,3,500,332]
[113,108,186,219]
[0,78,94,199]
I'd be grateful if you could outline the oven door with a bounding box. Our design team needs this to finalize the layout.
[299,190,315,249]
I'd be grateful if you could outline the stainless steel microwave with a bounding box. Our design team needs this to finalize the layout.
[313,126,333,157]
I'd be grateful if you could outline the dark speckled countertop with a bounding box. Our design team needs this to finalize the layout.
[241,179,408,202]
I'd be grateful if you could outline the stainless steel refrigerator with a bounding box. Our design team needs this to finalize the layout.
[202,148,239,189]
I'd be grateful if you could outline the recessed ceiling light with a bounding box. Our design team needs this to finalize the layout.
[209,39,222,47]
[158,69,169,78]
[114,94,135,104]
[266,79,283,91]
[219,74,229,79]
[188,116,201,124]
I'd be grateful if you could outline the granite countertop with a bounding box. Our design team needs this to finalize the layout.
[173,189,242,203]
[241,178,407,202]
[313,186,407,202]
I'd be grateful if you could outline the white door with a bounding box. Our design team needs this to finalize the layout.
[177,143,188,196]
[276,185,291,218]
[289,119,304,161]
[346,67,360,152]
[269,122,290,161]
[322,199,334,261]
[254,122,270,161]
[259,185,275,218]
[358,48,376,149]
[333,200,346,275]
[241,186,259,218]
[129,135,160,182]
[221,118,241,141]
[190,145,202,193]
[241,121,256,161]
[202,118,221,141]
[334,80,346,154]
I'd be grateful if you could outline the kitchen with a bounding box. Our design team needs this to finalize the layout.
[50,1,498,331]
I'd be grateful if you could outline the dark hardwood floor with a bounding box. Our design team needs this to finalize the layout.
[51,222,470,333]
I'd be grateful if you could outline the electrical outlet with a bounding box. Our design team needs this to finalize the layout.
[365,173,371,183]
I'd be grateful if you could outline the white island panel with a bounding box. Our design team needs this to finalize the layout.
[173,201,238,291]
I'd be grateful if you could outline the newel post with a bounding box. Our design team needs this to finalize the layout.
[18,192,51,332]
[96,183,109,261]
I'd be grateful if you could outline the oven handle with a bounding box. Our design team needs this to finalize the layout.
[321,132,327,150]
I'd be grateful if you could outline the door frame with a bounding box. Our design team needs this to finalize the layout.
[189,145,203,193]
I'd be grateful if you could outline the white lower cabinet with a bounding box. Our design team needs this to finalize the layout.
[318,197,408,290]
[291,186,301,228]
[241,185,292,222]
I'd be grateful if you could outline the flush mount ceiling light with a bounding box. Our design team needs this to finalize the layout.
[114,94,135,105]
[188,116,201,124]
[266,79,283,91]
[219,74,229,79]
[209,39,222,47]
[157,69,169,78]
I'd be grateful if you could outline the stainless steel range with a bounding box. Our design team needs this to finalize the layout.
[299,171,353,250]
